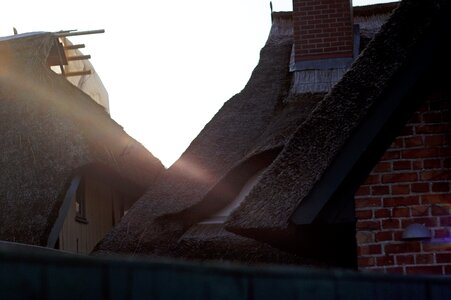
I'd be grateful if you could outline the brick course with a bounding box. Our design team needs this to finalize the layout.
[355,92,451,275]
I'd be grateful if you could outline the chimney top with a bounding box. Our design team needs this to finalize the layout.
[293,0,354,64]
[290,0,357,94]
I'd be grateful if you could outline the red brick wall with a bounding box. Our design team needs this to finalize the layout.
[293,0,354,62]
[355,91,451,275]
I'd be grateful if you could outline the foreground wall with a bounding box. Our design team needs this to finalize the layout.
[0,243,450,300]
[355,89,451,275]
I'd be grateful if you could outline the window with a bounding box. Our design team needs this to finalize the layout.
[200,167,268,224]
[75,178,88,224]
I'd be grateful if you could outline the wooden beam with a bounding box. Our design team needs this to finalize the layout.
[57,29,77,34]
[64,44,85,50]
[67,55,91,61]
[47,176,81,248]
[54,29,105,37]
[64,70,92,77]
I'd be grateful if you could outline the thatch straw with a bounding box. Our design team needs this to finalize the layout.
[0,33,163,246]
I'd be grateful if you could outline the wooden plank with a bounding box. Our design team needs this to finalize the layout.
[63,44,85,50]
[47,176,81,248]
[67,55,91,61]
[337,280,427,300]
[1,246,451,300]
[0,262,44,298]
[85,176,114,253]
[253,277,334,300]
[46,265,103,299]
[54,29,105,37]
[64,70,92,77]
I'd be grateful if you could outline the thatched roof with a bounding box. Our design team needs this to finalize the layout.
[0,32,163,246]
[354,1,400,50]
[96,13,320,260]
[172,223,325,266]
[353,2,399,18]
[226,0,450,238]
[95,1,422,265]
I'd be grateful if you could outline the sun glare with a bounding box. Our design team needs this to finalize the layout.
[1,0,395,167]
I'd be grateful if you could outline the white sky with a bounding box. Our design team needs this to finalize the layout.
[1,0,397,167]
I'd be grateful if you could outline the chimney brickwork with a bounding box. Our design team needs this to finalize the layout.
[290,0,356,95]
[293,0,354,62]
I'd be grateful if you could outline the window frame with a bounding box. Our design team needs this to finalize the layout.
[75,177,88,224]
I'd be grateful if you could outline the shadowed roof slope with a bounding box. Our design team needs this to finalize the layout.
[0,33,163,246]
[172,223,324,266]
[95,13,325,259]
[96,3,405,263]
[226,0,450,237]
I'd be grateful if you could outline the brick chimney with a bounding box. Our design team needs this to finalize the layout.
[290,0,356,94]
[293,0,354,62]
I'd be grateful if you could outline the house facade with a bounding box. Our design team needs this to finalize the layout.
[0,32,163,253]
[54,168,145,254]
[355,78,451,274]
[95,0,451,276]
[4,0,448,276]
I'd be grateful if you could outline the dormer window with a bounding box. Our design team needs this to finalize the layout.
[200,167,268,224]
